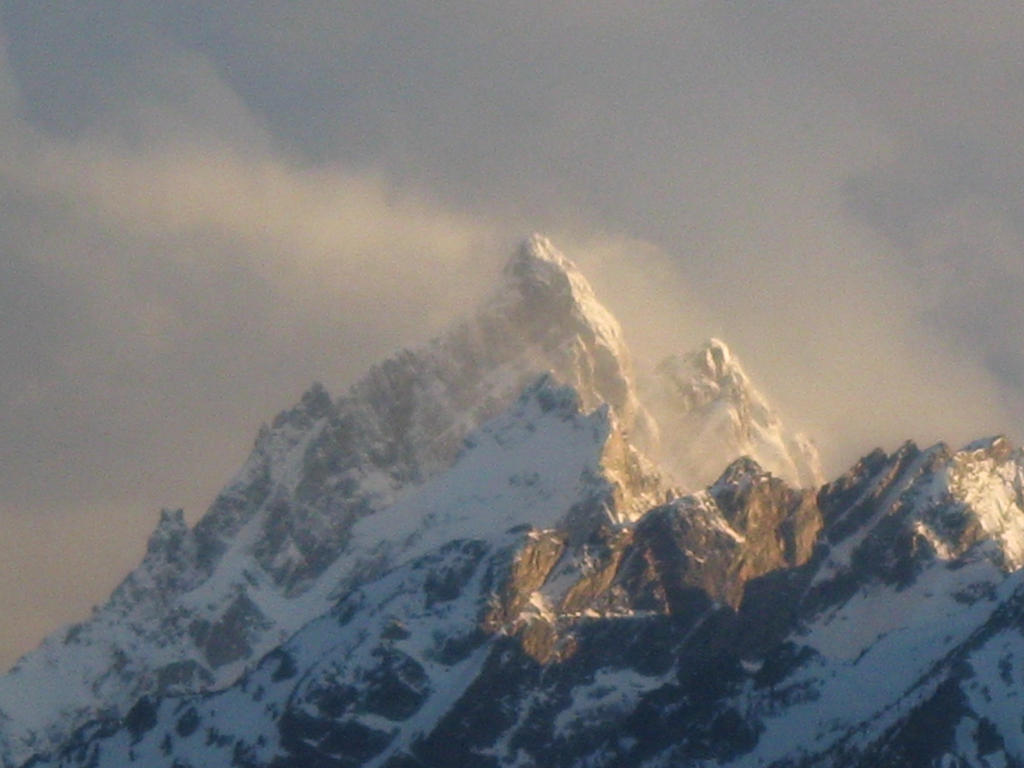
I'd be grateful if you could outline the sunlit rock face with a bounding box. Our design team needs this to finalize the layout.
[28,435,1024,768]
[0,234,669,764]
[10,237,1024,768]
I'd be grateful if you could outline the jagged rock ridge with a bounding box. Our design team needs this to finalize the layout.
[0,236,818,766]
[13,236,1019,768]
[28,435,1024,768]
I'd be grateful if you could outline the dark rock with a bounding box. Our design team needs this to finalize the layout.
[204,590,271,669]
[175,707,201,738]
[361,648,430,721]
[123,697,159,743]
[156,660,215,695]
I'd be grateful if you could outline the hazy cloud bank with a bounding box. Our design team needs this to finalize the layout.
[1,2,1023,666]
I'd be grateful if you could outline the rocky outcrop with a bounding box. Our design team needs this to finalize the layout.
[23,237,1024,768]
[24,436,1024,768]
[0,236,662,765]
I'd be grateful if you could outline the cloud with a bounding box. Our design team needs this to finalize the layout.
[2,1,1024,668]
[0,14,504,666]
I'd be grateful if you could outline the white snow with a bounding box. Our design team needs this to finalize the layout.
[24,236,1024,768]
[811,444,945,586]
[947,443,1024,569]
[729,554,1013,767]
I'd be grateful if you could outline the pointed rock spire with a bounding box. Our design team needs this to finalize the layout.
[0,235,828,765]
[474,235,644,430]
[496,234,630,364]
[643,338,823,489]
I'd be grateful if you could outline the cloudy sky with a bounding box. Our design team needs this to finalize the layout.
[2,1,1023,667]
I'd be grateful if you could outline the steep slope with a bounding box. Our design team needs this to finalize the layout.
[29,437,1024,768]
[27,402,822,768]
[643,338,823,490]
[720,435,1024,768]
[0,234,658,765]
[0,235,847,767]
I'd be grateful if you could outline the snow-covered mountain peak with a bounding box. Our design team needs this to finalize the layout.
[498,234,629,361]
[472,234,647,438]
[813,436,1024,595]
[689,336,740,380]
[0,235,840,768]
[959,433,1015,462]
[656,337,761,411]
[16,235,1024,768]
[270,381,332,430]
[642,340,823,490]
[944,436,1024,569]
[708,455,769,495]
[503,233,583,293]
[506,232,575,276]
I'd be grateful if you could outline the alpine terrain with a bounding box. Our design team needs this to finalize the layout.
[4,236,1024,768]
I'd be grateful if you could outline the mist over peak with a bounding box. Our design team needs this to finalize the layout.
[2,3,1024,721]
[5,239,1024,768]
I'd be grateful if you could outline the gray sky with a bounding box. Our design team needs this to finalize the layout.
[1,1,1023,667]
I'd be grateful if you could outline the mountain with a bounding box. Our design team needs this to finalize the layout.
[12,236,1020,768]
[642,338,824,490]
[0,235,818,766]
[26,435,1024,768]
